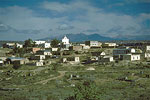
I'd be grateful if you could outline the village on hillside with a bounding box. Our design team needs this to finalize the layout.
[0,36,150,99]
[1,36,150,67]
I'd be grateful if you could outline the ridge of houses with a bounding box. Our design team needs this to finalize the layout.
[1,36,150,68]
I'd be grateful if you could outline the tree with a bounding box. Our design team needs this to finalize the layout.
[13,43,19,53]
[51,39,60,47]
[13,43,25,57]
[65,80,101,100]
[24,39,34,47]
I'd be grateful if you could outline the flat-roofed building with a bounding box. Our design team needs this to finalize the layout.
[0,59,4,66]
[123,54,140,61]
[35,40,46,45]
[85,41,102,48]
[30,55,46,60]
[69,45,83,51]
[102,43,117,48]
[6,57,29,64]
[32,47,41,53]
[36,50,52,56]
[100,56,114,62]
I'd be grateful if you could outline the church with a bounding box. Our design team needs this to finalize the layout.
[62,36,70,45]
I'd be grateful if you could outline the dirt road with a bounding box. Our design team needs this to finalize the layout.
[34,71,66,85]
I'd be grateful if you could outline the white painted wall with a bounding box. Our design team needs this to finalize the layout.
[62,36,69,45]
[16,43,23,48]
[105,43,117,46]
[0,60,3,64]
[44,43,51,48]
[100,52,106,56]
[146,46,150,51]
[44,52,52,56]
[35,40,46,45]
[131,55,140,61]
[52,48,58,51]
[130,48,136,53]
[75,57,80,62]
[145,53,150,58]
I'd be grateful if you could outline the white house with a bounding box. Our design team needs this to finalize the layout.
[62,58,67,63]
[123,54,140,61]
[146,46,150,51]
[36,50,52,56]
[85,41,102,47]
[3,43,15,48]
[51,48,58,51]
[35,40,46,45]
[36,55,45,60]
[36,61,44,66]
[44,43,51,48]
[113,48,135,56]
[113,47,137,60]
[100,56,114,62]
[62,57,80,63]
[74,57,80,62]
[62,36,69,45]
[0,59,4,66]
[103,43,117,47]
[144,52,150,58]
[39,43,51,48]
[31,55,45,60]
[80,44,90,49]
[91,51,106,57]
[16,43,23,48]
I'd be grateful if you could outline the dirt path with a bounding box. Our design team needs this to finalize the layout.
[34,71,66,85]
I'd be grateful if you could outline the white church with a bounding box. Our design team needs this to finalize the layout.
[61,36,70,50]
[62,36,70,45]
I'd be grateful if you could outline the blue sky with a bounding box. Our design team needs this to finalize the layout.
[0,0,150,40]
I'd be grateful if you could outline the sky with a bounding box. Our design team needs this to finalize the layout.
[0,0,150,41]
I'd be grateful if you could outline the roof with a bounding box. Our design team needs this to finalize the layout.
[113,48,131,51]
[44,50,51,52]
[131,53,141,55]
[103,56,113,58]
[7,57,26,60]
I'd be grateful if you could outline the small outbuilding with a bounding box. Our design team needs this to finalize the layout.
[0,59,4,66]
[123,54,140,61]
[69,45,83,51]
[91,51,106,57]
[36,50,52,56]
[100,56,114,62]
[32,48,41,53]
[36,61,44,66]
[62,57,80,63]
[30,55,46,60]
[6,57,29,64]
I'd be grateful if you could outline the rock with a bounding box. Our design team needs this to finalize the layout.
[86,67,95,71]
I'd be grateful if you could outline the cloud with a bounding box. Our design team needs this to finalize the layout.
[0,0,149,40]
[41,1,101,14]
[58,24,74,30]
[0,23,9,32]
[41,2,70,12]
